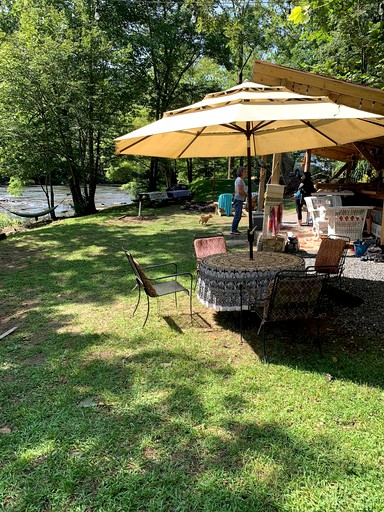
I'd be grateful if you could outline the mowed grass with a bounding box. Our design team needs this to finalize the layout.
[0,203,383,512]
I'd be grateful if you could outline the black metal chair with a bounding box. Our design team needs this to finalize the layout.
[123,249,193,327]
[240,269,327,361]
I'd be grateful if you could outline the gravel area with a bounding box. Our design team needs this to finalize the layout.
[224,212,384,338]
[302,251,384,336]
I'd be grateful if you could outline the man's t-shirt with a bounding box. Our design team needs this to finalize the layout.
[234,177,248,201]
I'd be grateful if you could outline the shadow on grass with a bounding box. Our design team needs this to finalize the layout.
[163,316,184,333]
[1,205,384,388]
[0,205,201,319]
[1,329,378,511]
[214,277,384,390]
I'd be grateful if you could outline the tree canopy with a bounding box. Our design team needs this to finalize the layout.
[0,0,383,213]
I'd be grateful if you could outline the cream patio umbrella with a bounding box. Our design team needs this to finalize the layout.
[115,81,384,259]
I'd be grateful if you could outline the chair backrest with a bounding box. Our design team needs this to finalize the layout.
[314,236,349,274]
[193,235,227,262]
[331,195,342,207]
[123,250,158,297]
[326,207,368,240]
[304,196,315,213]
[264,270,325,323]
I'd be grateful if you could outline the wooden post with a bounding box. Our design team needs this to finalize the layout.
[257,156,267,211]
[346,161,352,182]
[262,153,283,236]
[271,153,282,184]
[227,157,234,179]
[305,149,312,173]
[381,198,384,242]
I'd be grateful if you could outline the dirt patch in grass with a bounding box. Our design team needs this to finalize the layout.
[114,215,159,222]
[0,299,44,337]
[82,348,119,363]
[0,248,40,272]
[0,218,55,237]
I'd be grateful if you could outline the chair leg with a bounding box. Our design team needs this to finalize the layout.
[133,286,141,317]
[262,327,268,363]
[240,286,243,343]
[142,295,150,328]
[189,291,193,323]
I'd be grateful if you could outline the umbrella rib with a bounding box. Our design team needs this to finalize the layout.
[360,118,384,128]
[251,121,275,133]
[118,135,152,154]
[221,122,273,134]
[300,120,339,145]
[221,123,246,134]
[177,127,207,158]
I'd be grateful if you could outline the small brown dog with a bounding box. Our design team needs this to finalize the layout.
[199,214,213,225]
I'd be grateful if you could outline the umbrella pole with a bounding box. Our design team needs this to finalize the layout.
[246,129,254,260]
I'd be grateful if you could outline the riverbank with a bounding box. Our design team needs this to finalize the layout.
[0,184,133,221]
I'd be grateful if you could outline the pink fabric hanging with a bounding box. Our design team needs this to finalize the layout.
[268,207,273,232]
[270,207,276,236]
[277,203,283,232]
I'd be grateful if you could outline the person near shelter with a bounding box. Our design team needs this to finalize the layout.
[295,171,316,226]
[231,166,248,235]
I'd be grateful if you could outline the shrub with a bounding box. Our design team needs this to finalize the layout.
[0,212,20,230]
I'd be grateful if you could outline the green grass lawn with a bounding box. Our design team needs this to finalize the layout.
[0,204,383,511]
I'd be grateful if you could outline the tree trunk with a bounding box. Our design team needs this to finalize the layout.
[39,173,58,221]
[85,127,98,215]
[148,158,159,191]
[68,170,97,216]
[49,182,57,221]
[187,158,193,183]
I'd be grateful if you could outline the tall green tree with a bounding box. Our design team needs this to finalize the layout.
[189,0,269,84]
[120,0,214,190]
[284,0,384,86]
[0,0,134,215]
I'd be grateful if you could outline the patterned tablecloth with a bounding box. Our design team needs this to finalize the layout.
[197,252,305,311]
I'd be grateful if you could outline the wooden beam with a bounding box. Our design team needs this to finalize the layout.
[253,60,384,116]
[330,162,348,181]
[352,142,382,173]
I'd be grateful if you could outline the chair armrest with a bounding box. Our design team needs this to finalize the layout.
[306,265,335,276]
[143,262,178,273]
[150,272,193,284]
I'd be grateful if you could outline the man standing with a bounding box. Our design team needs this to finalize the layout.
[231,167,247,235]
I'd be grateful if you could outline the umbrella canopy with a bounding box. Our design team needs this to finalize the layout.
[115,81,384,258]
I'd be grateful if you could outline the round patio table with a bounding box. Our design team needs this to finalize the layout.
[197,251,305,311]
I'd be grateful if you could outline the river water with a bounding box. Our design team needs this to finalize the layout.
[0,185,133,220]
